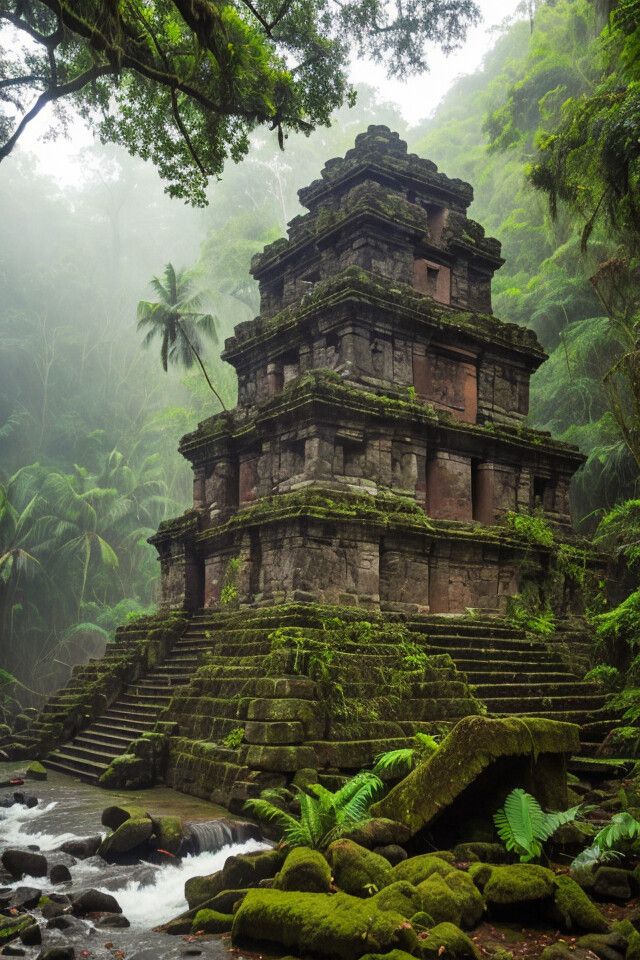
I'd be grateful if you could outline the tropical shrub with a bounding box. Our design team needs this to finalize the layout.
[244,771,384,850]
[494,788,582,862]
[571,811,640,877]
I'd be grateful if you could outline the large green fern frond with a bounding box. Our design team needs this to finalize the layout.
[593,811,640,850]
[243,798,301,838]
[372,748,415,776]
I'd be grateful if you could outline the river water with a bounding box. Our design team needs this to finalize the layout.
[0,762,269,959]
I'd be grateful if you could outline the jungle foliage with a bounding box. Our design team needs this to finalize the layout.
[0,0,479,204]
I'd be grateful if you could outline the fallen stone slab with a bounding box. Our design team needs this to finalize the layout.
[371,715,580,840]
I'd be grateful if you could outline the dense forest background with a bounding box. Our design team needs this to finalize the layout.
[1,0,637,709]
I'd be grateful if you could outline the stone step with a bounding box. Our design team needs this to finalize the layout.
[466,670,577,684]
[460,660,572,674]
[44,757,98,781]
[75,730,135,750]
[45,751,109,775]
[102,708,157,726]
[473,681,600,699]
[484,694,606,712]
[63,741,123,762]
[92,721,152,740]
[427,645,565,664]
[119,692,172,705]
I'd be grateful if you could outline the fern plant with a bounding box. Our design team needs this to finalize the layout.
[244,771,383,850]
[494,788,582,862]
[373,732,439,778]
[570,812,640,877]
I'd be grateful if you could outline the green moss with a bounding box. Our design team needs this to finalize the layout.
[552,875,608,933]
[274,848,332,893]
[153,815,183,854]
[444,870,485,929]
[370,880,426,919]
[192,909,234,934]
[0,915,34,944]
[231,888,419,960]
[417,873,463,926]
[185,871,225,910]
[393,854,455,885]
[326,839,393,897]
[482,864,556,907]
[26,760,47,780]
[410,910,434,930]
[419,922,481,959]
[99,816,153,856]
[372,715,579,836]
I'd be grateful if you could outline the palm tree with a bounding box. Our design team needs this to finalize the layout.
[137,263,226,410]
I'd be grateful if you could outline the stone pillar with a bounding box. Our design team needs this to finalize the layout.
[473,463,517,525]
[266,362,283,396]
[239,455,259,504]
[193,467,205,510]
[426,452,472,521]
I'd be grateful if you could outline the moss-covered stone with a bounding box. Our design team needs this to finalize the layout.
[326,839,393,896]
[274,847,332,893]
[482,864,556,908]
[370,880,426,919]
[192,909,234,934]
[0,915,35,944]
[418,873,464,926]
[444,870,485,928]
[99,816,153,856]
[393,854,455,885]
[26,760,47,780]
[372,716,579,837]
[231,888,419,959]
[552,875,609,933]
[344,819,411,849]
[98,753,150,789]
[153,815,184,854]
[419,922,481,959]
[102,804,149,830]
[185,848,285,910]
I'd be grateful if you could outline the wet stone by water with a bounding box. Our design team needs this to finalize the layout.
[0,762,268,959]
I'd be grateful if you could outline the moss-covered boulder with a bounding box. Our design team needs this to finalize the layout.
[444,870,485,928]
[152,815,183,854]
[326,839,393,896]
[481,864,556,909]
[419,922,481,959]
[99,816,153,856]
[274,848,332,893]
[417,873,463,926]
[101,804,148,830]
[26,760,47,780]
[552,875,609,933]
[192,909,234,933]
[0,915,35,945]
[393,854,454,885]
[370,880,426,919]
[232,888,419,960]
[576,930,628,959]
[185,847,284,909]
[372,716,579,840]
[344,819,411,849]
[98,753,150,789]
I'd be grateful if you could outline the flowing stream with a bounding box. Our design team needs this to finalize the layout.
[0,762,269,959]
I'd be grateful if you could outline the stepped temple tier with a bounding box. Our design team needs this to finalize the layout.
[16,127,616,808]
[151,125,582,616]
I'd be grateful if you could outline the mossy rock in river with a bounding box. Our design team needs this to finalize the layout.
[0,915,36,945]
[102,804,149,830]
[185,847,284,909]
[274,847,332,893]
[326,839,393,897]
[371,716,579,840]
[152,815,184,854]
[99,816,153,856]
[26,760,47,780]
[232,888,419,960]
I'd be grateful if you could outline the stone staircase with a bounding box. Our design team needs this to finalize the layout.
[42,609,616,787]
[44,627,215,782]
[406,617,615,756]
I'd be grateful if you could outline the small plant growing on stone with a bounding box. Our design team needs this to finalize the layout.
[244,770,383,850]
[220,556,241,607]
[570,811,640,878]
[373,732,440,778]
[494,787,582,862]
[222,727,244,749]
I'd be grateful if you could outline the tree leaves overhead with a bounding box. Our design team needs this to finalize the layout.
[0,0,480,203]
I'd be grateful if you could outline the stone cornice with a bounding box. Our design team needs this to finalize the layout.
[222,267,543,368]
[179,370,585,470]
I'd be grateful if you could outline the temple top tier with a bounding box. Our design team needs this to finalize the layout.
[249,125,503,319]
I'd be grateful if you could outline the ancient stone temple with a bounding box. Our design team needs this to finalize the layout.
[19,127,616,805]
[151,125,581,615]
